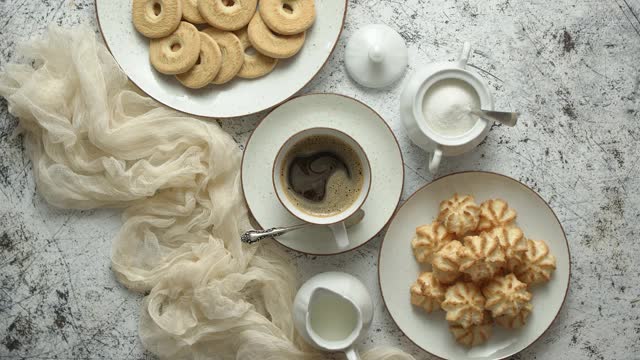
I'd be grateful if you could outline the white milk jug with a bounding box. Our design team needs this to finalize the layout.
[293,272,374,359]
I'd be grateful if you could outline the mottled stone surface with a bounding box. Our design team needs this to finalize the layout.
[1,0,639,359]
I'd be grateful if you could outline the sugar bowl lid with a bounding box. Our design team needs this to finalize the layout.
[344,24,408,88]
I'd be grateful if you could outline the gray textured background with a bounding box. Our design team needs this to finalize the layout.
[1,0,639,359]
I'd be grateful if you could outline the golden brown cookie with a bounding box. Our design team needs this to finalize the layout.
[513,239,556,285]
[432,240,465,284]
[198,0,258,31]
[438,194,481,237]
[494,303,532,329]
[259,0,316,35]
[235,28,278,79]
[201,28,245,84]
[150,21,201,75]
[176,32,222,88]
[482,274,532,318]
[410,272,447,313]
[411,221,453,264]
[489,226,527,271]
[248,12,305,58]
[477,199,517,231]
[441,282,486,329]
[449,313,492,347]
[132,0,183,38]
[459,234,506,282]
[181,0,206,24]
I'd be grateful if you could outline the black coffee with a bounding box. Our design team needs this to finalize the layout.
[287,151,350,202]
[280,135,364,217]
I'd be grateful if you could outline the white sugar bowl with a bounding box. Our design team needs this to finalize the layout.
[400,43,494,173]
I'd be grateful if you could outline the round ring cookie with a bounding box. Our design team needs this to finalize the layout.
[235,28,278,79]
[198,0,258,31]
[150,21,201,75]
[259,0,315,35]
[176,32,222,88]
[132,0,183,38]
[181,0,206,24]
[248,12,305,59]
[201,28,244,84]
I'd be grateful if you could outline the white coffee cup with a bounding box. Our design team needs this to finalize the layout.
[400,42,494,173]
[272,127,372,249]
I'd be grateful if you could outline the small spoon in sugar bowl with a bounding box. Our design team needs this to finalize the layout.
[469,108,520,127]
[241,209,366,244]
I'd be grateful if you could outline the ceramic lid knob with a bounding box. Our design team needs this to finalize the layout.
[345,24,408,88]
[368,45,385,63]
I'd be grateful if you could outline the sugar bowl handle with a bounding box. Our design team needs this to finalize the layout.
[458,42,471,68]
[429,147,442,173]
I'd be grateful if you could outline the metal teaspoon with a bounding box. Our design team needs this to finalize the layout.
[241,209,366,245]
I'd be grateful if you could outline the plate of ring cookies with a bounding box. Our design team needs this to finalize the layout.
[379,171,570,360]
[95,0,346,118]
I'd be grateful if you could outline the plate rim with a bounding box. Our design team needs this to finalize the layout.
[94,0,349,119]
[377,170,572,360]
[240,92,405,256]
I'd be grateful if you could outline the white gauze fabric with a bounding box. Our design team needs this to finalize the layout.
[0,26,415,360]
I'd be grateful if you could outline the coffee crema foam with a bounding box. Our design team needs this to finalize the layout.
[280,135,364,217]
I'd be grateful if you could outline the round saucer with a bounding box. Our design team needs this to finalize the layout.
[242,94,404,255]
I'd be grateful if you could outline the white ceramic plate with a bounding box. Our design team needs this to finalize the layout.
[95,1,347,118]
[242,93,404,255]
[379,172,570,360]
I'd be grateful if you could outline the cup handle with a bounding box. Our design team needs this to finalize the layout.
[345,347,360,360]
[458,42,471,68]
[428,147,442,174]
[329,222,349,249]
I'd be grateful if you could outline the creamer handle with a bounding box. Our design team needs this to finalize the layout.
[345,347,360,360]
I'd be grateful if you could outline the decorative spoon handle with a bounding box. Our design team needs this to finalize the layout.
[241,209,366,245]
[241,223,309,244]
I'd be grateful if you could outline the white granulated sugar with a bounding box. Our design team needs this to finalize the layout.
[421,79,481,137]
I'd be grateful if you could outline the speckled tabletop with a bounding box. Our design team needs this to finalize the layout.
[1,1,639,359]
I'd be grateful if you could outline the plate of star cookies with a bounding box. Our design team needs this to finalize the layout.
[379,171,570,360]
[96,0,346,118]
